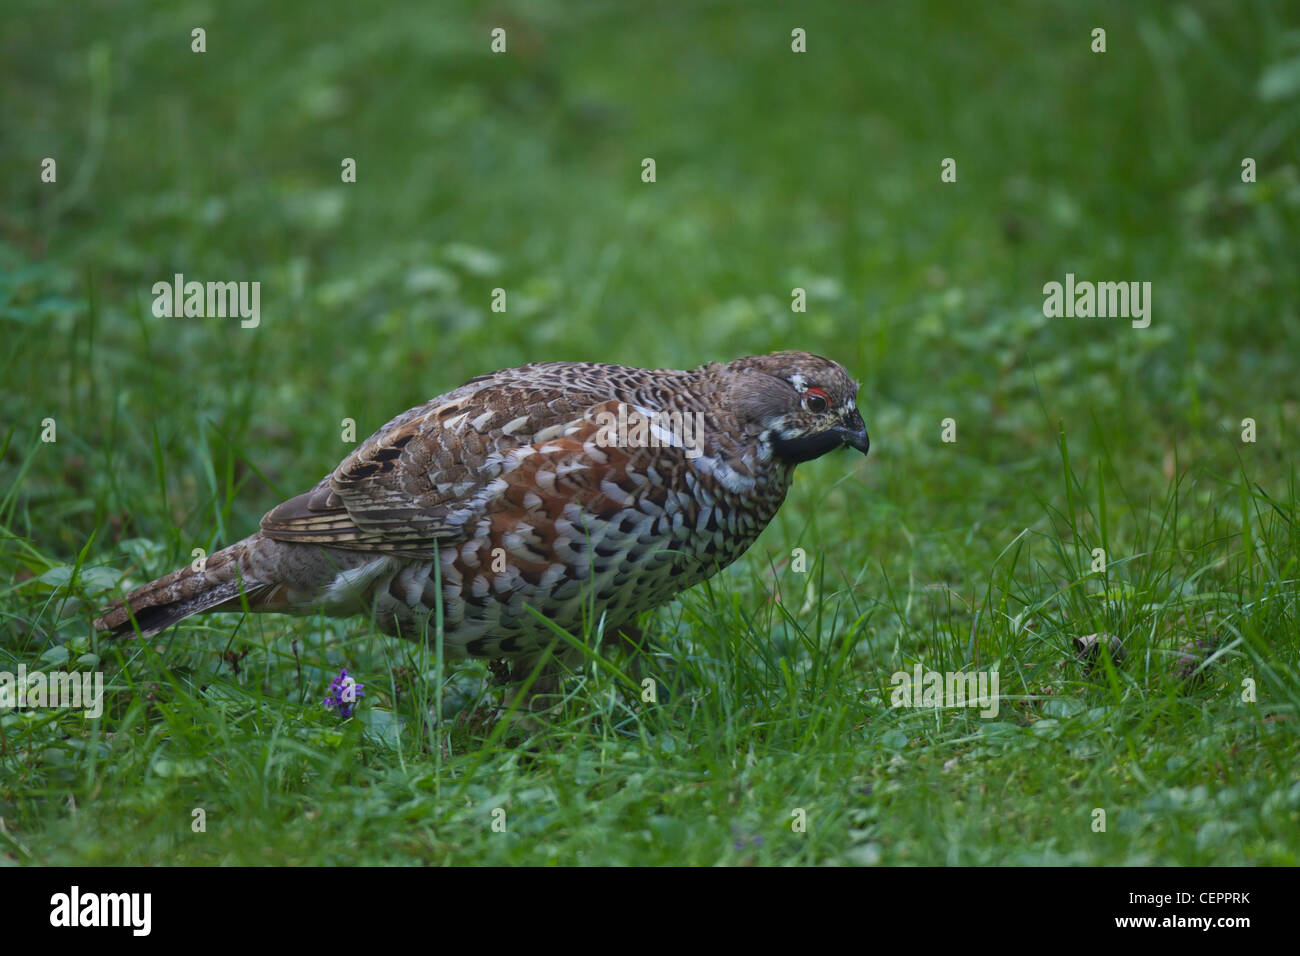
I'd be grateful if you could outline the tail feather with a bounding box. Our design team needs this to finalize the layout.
[94,538,268,639]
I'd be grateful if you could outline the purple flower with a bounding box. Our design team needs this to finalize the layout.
[323,668,365,718]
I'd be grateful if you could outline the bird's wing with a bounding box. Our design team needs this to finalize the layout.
[259,375,643,557]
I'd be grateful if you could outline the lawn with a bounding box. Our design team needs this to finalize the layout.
[1,0,1298,865]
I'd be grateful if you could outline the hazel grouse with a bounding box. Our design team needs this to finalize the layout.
[95,351,870,680]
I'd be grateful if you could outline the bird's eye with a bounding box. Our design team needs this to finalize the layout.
[804,387,831,413]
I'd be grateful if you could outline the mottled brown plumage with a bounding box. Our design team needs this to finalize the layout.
[95,351,869,681]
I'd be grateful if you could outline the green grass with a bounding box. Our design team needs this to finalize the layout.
[2,0,1298,864]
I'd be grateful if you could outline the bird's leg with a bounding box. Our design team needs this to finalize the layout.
[477,644,583,735]
[487,658,512,686]
[611,621,654,694]
[484,626,653,732]
[517,644,583,712]
[612,621,645,655]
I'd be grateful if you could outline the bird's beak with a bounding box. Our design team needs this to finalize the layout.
[832,411,870,456]
[832,424,870,456]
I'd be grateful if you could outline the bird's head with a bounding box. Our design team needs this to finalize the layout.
[721,351,870,464]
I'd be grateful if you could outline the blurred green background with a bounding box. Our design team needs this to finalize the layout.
[3,0,1297,537]
[1,0,1298,864]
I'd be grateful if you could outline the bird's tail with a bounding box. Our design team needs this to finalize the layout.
[94,535,271,639]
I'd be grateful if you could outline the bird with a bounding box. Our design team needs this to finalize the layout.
[95,351,870,690]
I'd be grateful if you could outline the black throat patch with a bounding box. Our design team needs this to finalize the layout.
[771,429,847,464]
